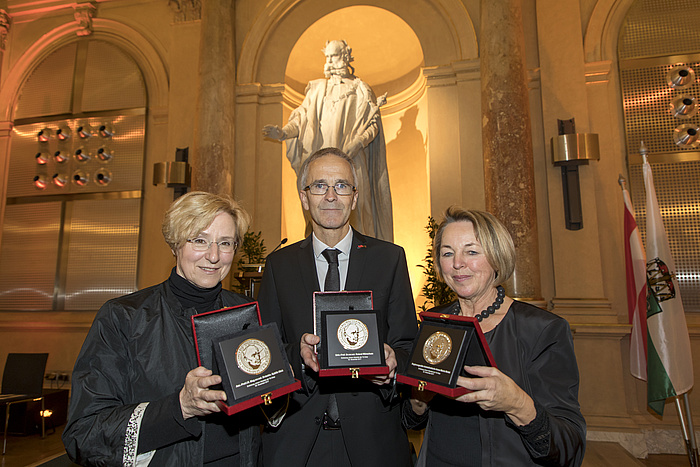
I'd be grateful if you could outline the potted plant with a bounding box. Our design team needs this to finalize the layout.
[418,216,455,312]
[236,230,267,273]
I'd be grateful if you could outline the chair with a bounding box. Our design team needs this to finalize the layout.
[1,352,49,455]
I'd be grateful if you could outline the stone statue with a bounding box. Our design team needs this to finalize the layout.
[263,40,393,242]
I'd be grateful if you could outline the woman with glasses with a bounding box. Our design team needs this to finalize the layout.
[63,191,261,466]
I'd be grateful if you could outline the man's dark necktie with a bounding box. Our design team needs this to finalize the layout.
[321,248,341,425]
[321,248,340,292]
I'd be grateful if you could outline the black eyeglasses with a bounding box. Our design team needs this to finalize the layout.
[303,182,356,196]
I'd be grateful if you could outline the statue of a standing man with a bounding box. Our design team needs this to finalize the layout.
[263,40,393,242]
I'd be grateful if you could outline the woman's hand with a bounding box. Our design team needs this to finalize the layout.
[179,366,227,420]
[409,386,436,416]
[455,365,536,426]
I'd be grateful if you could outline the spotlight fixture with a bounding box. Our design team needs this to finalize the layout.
[77,125,92,139]
[56,127,71,141]
[74,148,90,162]
[54,150,68,163]
[37,128,51,142]
[95,168,112,185]
[667,65,696,88]
[72,171,89,186]
[33,175,48,189]
[669,95,698,119]
[673,123,700,147]
[98,124,113,138]
[96,147,112,162]
[52,173,68,187]
[35,152,49,165]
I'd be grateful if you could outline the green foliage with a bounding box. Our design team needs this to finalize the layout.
[236,231,267,268]
[418,216,456,312]
[232,231,267,294]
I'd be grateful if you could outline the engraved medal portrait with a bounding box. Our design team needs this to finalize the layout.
[337,318,369,350]
[236,338,271,375]
[423,331,452,365]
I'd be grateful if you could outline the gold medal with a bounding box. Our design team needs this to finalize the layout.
[337,318,369,350]
[423,331,452,365]
[236,338,271,375]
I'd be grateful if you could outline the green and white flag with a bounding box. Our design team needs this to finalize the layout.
[642,157,694,415]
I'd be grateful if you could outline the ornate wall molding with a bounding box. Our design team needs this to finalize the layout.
[168,0,201,22]
[0,10,10,52]
[74,3,97,37]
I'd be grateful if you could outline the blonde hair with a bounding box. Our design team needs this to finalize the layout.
[433,207,515,286]
[162,191,250,251]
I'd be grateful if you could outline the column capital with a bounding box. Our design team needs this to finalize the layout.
[168,0,202,22]
[585,60,613,84]
[423,59,480,87]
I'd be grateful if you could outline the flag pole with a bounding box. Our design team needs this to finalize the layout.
[674,396,698,467]
[682,393,699,466]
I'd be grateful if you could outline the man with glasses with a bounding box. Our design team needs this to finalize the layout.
[258,147,415,467]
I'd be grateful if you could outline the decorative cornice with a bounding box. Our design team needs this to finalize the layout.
[168,0,201,23]
[0,9,10,52]
[74,3,97,37]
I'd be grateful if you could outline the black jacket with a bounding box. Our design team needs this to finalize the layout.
[404,300,586,466]
[258,230,416,467]
[63,280,260,466]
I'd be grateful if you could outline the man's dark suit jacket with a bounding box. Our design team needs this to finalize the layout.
[258,229,416,467]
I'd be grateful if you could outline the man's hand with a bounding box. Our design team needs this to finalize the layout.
[179,366,227,420]
[300,333,320,372]
[262,124,285,141]
[366,343,397,386]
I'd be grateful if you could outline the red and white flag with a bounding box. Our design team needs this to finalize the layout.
[620,176,647,380]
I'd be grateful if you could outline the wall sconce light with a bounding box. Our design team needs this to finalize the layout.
[153,161,191,186]
[551,124,600,230]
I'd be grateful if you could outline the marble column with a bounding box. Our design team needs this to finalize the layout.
[480,0,541,299]
[192,0,235,194]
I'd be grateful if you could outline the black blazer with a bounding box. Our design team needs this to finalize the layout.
[258,230,416,467]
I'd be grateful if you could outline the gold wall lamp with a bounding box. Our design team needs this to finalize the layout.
[551,127,600,230]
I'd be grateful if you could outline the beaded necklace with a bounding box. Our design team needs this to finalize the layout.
[458,285,506,322]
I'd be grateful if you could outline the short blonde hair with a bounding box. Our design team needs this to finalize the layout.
[433,207,515,286]
[162,191,250,251]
